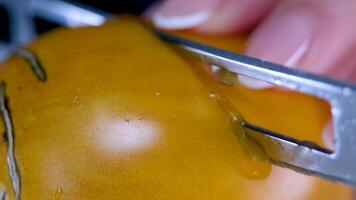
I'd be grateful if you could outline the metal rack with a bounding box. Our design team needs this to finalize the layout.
[0,0,111,62]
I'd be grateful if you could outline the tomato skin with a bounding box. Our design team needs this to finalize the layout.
[0,17,352,199]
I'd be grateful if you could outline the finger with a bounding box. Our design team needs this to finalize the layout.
[150,0,223,30]
[195,0,279,34]
[150,0,278,33]
[240,0,356,89]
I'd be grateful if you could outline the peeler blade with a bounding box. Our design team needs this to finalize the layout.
[156,31,356,187]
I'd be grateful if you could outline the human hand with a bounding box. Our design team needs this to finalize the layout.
[148,0,356,89]
[147,0,356,149]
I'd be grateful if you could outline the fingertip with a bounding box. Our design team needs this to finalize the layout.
[153,11,212,30]
[149,0,221,30]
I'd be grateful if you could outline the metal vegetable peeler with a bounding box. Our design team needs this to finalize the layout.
[156,31,356,187]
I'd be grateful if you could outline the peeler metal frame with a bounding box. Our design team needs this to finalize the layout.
[157,31,356,187]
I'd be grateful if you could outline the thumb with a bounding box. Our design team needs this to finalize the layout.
[239,0,356,88]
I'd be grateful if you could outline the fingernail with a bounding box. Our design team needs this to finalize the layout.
[152,0,220,30]
[240,9,313,89]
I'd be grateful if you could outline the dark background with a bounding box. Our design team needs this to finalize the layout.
[73,0,158,13]
[0,0,158,43]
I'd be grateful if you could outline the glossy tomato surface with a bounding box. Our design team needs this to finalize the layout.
[0,16,352,199]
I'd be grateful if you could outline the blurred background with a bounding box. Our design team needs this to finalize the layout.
[0,0,157,62]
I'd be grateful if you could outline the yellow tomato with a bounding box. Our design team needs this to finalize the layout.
[0,16,352,199]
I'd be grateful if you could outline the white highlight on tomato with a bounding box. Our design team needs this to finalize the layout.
[94,115,160,154]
